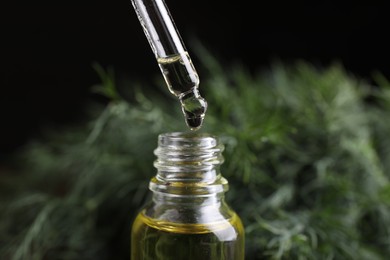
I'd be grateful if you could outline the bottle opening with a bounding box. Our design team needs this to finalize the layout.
[158,132,217,149]
[151,132,228,195]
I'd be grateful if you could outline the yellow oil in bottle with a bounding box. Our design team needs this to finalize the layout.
[131,210,245,260]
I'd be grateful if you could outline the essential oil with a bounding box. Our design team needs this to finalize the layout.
[158,52,207,130]
[132,211,244,259]
[131,132,245,260]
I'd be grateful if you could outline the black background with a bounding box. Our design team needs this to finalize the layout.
[1,1,389,157]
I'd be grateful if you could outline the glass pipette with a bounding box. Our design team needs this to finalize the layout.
[131,0,207,130]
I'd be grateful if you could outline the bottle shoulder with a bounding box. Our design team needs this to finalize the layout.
[140,198,239,224]
[133,209,244,239]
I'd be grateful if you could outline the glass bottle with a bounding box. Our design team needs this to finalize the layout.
[131,132,245,260]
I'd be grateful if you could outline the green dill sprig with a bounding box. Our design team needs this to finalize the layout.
[1,51,390,259]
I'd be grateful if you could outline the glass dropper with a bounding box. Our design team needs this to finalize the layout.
[131,0,207,130]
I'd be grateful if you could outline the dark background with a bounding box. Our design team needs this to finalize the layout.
[1,1,388,157]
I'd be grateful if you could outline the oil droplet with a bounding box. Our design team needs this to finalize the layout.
[180,89,207,131]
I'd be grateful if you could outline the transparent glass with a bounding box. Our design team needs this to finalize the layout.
[130,0,207,130]
[131,132,245,260]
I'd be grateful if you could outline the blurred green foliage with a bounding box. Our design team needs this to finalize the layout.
[1,51,390,259]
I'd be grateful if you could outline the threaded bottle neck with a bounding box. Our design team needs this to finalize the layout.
[150,132,228,195]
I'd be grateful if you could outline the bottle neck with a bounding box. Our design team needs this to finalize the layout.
[151,191,225,207]
[150,132,229,197]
